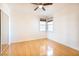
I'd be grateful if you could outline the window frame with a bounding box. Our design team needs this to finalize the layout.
[39,18,47,32]
[47,20,53,32]
[40,18,53,32]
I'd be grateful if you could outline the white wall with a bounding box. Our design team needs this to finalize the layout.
[48,3,79,51]
[11,13,47,43]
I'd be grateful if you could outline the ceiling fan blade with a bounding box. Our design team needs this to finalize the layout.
[43,3,53,6]
[42,7,46,11]
[34,7,39,11]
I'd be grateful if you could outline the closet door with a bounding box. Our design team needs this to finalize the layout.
[1,10,9,56]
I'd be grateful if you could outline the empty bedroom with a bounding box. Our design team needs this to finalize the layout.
[0,3,79,56]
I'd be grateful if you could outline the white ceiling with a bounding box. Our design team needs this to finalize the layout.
[7,3,79,17]
[7,3,56,16]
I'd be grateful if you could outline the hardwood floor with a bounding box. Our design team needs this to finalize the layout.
[10,38,48,56]
[1,38,79,56]
[48,40,79,56]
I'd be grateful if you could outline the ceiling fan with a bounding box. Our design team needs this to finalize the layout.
[32,3,53,11]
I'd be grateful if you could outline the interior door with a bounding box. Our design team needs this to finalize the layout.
[1,10,9,56]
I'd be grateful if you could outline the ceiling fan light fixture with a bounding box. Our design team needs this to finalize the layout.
[33,3,53,11]
[39,5,43,8]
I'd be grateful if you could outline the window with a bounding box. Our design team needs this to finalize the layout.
[40,21,46,31]
[40,18,53,32]
[47,21,53,32]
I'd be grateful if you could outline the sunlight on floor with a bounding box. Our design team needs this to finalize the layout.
[40,44,53,56]
[47,46,53,56]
